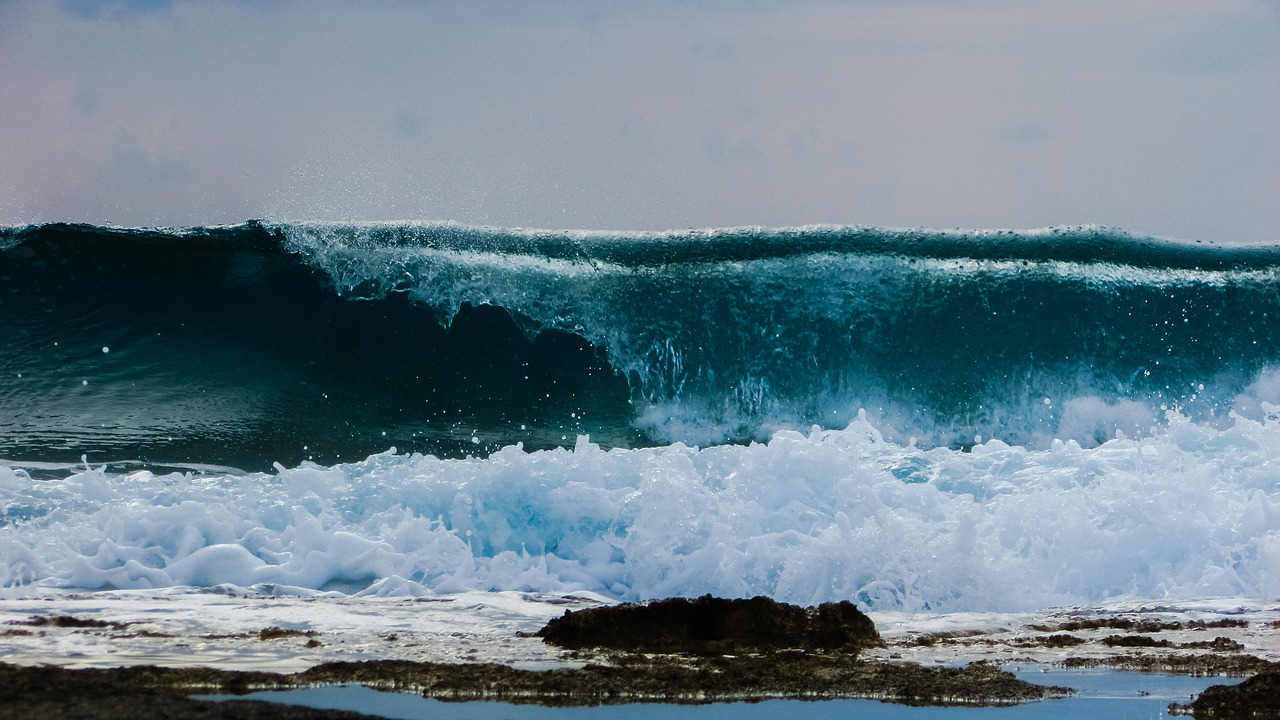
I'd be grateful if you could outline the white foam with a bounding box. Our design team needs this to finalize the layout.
[1233,367,1280,421]
[2,411,1278,612]
[1054,396,1159,448]
[0,588,600,671]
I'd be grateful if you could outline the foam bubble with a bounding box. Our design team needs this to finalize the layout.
[1055,396,1157,447]
[1233,367,1280,421]
[1,411,1277,611]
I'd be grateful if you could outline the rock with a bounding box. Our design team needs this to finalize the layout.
[1172,670,1280,719]
[0,662,376,720]
[536,594,880,654]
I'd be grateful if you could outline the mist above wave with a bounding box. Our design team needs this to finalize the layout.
[4,220,1279,467]
[278,221,1280,449]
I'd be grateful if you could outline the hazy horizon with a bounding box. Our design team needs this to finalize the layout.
[2,0,1277,244]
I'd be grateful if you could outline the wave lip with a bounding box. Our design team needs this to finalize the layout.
[272,220,1280,445]
[3,220,1280,467]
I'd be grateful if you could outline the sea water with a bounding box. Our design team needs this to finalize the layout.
[200,669,1239,720]
[1,221,1277,611]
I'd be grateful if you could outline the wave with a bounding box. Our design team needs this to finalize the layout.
[2,221,1279,470]
[4,221,1279,611]
[2,411,1278,611]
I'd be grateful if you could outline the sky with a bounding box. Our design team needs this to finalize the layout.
[1,0,1277,243]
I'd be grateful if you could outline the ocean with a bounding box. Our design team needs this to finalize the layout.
[1,220,1278,611]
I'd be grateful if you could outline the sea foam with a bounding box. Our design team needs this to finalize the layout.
[3,408,1277,612]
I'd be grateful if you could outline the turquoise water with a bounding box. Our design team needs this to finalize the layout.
[200,668,1238,719]
[6,221,1279,468]
[5,220,1278,611]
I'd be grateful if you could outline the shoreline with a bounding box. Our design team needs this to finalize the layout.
[0,590,1275,718]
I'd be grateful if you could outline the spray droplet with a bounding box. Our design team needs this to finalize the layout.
[102,346,109,353]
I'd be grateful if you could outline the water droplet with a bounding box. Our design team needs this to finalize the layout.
[101,346,109,353]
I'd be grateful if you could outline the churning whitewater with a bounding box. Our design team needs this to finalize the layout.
[1,221,1278,611]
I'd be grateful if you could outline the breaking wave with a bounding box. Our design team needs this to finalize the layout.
[3,221,1278,610]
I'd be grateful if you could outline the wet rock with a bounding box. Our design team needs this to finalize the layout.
[1031,618,1248,633]
[1102,634,1172,647]
[536,594,879,654]
[11,615,129,630]
[294,656,1066,706]
[0,663,377,720]
[1180,637,1246,652]
[1063,653,1272,676]
[0,596,1069,715]
[1038,634,1087,647]
[258,627,319,641]
[0,650,1068,713]
[1170,670,1280,718]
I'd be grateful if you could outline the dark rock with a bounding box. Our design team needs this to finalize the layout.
[1180,637,1246,652]
[1038,634,1087,647]
[1102,634,1172,648]
[258,627,319,641]
[0,595,1071,715]
[536,594,879,654]
[1170,670,1280,719]
[294,656,1066,706]
[12,615,129,630]
[1064,653,1271,676]
[0,650,1068,713]
[0,663,379,720]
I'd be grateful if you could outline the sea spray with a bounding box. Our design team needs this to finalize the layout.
[2,409,1277,611]
[3,221,1279,469]
[3,221,1279,612]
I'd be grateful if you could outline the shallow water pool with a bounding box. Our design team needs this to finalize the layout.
[199,666,1237,719]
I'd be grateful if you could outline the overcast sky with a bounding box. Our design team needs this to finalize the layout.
[1,0,1277,242]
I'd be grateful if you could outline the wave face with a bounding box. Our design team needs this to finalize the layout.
[3,221,1279,469]
[2,221,1279,610]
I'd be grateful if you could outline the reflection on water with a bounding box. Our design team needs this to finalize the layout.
[199,667,1239,720]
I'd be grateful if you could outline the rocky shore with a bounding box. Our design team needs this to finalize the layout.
[0,593,1275,719]
[0,596,1067,719]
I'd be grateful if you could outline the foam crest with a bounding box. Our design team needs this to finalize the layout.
[274,221,1280,449]
[3,411,1277,611]
[6,221,1280,463]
